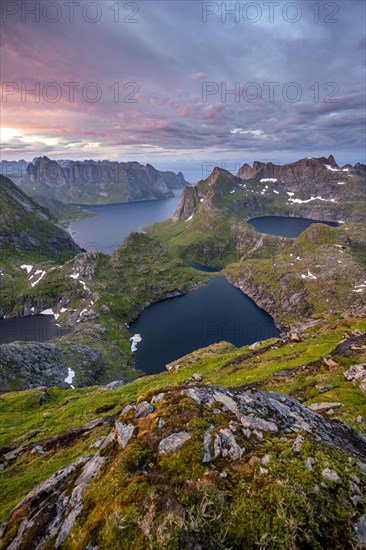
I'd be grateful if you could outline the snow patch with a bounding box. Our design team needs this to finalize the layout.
[31,270,46,287]
[273,190,279,194]
[301,270,317,281]
[337,181,346,185]
[289,196,337,204]
[65,368,75,389]
[130,334,142,352]
[287,192,294,197]
[260,178,277,183]
[186,214,193,222]
[20,264,33,274]
[40,308,54,315]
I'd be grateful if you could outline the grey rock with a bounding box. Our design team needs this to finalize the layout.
[181,387,205,404]
[101,305,111,314]
[292,434,304,454]
[158,432,191,454]
[0,453,104,549]
[214,428,244,461]
[305,457,314,471]
[228,420,239,432]
[261,454,271,465]
[189,373,203,382]
[289,332,302,342]
[351,495,362,507]
[135,401,154,418]
[202,425,214,463]
[31,445,45,456]
[249,341,260,350]
[241,415,278,433]
[308,402,343,412]
[253,429,263,440]
[0,341,106,392]
[213,391,239,415]
[356,513,366,542]
[115,422,137,449]
[151,393,165,404]
[322,468,342,484]
[157,418,166,429]
[181,384,366,459]
[344,363,366,382]
[89,436,107,449]
[121,403,135,416]
[349,481,361,494]
[350,473,361,484]
[103,380,125,390]
[316,385,332,393]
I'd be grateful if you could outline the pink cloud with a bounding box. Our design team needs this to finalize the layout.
[189,71,208,81]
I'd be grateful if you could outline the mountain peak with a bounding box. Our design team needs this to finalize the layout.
[326,154,338,167]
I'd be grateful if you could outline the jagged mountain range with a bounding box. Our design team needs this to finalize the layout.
[0,157,366,547]
[172,154,365,224]
[0,157,188,205]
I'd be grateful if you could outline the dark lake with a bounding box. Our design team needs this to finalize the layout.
[248,216,339,238]
[0,314,69,345]
[68,188,184,254]
[129,276,279,375]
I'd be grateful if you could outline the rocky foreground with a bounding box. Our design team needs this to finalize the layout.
[1,381,366,549]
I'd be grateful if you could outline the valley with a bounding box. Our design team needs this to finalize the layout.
[0,154,365,548]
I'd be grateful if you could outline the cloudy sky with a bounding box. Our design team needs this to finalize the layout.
[1,0,365,180]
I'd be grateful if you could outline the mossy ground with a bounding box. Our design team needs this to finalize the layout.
[1,316,365,543]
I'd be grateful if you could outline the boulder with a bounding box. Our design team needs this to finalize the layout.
[135,401,154,418]
[158,432,191,454]
[322,468,342,484]
[115,422,137,449]
[344,363,366,383]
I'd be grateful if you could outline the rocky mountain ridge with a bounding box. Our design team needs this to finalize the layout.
[173,155,365,225]
[0,174,81,261]
[0,158,189,205]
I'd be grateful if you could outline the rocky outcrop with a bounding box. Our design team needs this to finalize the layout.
[0,453,105,549]
[0,341,108,392]
[1,382,366,548]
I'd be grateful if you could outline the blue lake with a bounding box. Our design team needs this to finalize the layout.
[248,216,339,238]
[129,276,279,375]
[68,188,184,254]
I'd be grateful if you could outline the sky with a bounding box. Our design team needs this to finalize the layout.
[1,0,365,182]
